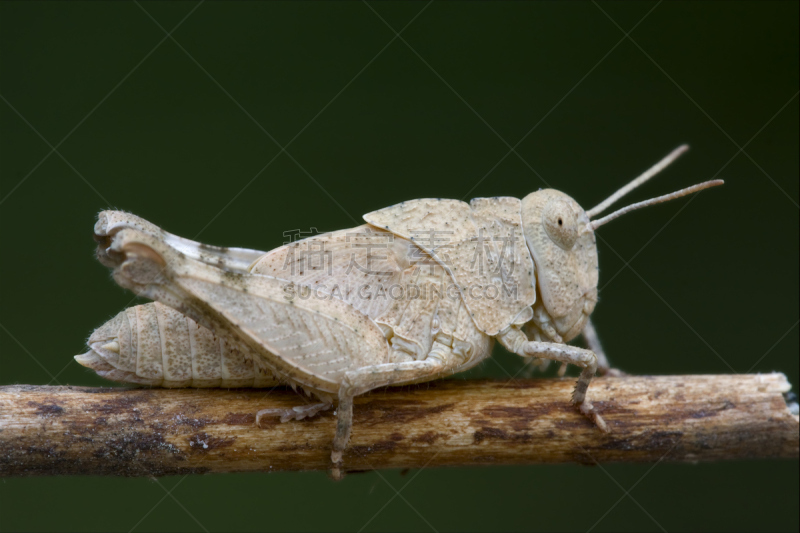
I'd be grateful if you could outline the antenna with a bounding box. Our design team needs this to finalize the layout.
[586,144,690,219]
[590,180,724,230]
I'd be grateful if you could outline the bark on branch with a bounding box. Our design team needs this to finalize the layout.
[1,374,797,477]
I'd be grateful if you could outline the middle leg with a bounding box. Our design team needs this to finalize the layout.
[331,346,457,477]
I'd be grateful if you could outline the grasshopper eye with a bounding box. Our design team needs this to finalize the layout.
[542,198,579,250]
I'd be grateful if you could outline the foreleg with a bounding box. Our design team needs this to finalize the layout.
[498,328,608,432]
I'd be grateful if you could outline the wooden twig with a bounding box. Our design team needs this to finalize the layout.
[1,374,796,477]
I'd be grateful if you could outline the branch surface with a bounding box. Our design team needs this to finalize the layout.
[1,374,797,477]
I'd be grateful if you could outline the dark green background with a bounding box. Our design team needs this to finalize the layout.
[1,1,797,531]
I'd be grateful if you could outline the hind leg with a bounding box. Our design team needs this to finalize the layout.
[94,210,267,274]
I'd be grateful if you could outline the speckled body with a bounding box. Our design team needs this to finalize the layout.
[80,192,598,397]
[78,191,605,475]
[78,149,720,474]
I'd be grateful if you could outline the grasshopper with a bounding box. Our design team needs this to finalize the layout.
[77,145,722,477]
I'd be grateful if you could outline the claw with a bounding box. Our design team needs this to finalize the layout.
[329,449,345,480]
[578,401,609,433]
[329,464,344,481]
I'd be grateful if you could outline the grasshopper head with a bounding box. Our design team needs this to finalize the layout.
[521,189,597,342]
[520,145,723,342]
